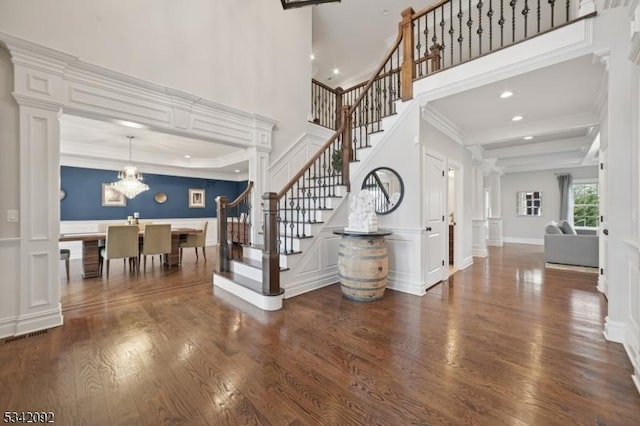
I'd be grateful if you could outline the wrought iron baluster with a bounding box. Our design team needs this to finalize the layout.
[566,0,569,23]
[499,0,505,46]
[449,3,454,65]
[396,47,400,103]
[440,7,445,68]
[478,0,484,55]
[488,0,494,51]
[295,182,301,237]
[510,0,517,43]
[522,0,530,37]
[424,15,430,75]
[417,17,423,77]
[537,0,540,32]
[282,193,288,253]
[458,0,464,61]
[432,11,438,74]
[467,0,473,58]
[288,189,295,249]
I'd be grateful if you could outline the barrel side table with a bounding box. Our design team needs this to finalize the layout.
[333,229,392,301]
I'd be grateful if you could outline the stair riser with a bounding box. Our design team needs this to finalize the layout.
[230,260,262,282]
[242,246,298,269]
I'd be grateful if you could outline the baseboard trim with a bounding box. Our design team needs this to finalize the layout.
[15,307,63,337]
[502,237,544,245]
[459,256,473,270]
[472,246,488,257]
[487,239,503,247]
[603,317,626,343]
[387,279,425,296]
[283,275,337,299]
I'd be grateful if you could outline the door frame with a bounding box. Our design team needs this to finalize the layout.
[447,159,464,272]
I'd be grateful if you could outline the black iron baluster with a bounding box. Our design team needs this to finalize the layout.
[440,6,445,68]
[396,46,400,103]
[565,0,569,23]
[510,0,517,43]
[282,193,288,253]
[499,0,505,46]
[478,0,484,55]
[458,0,464,61]
[523,0,530,37]
[449,2,454,65]
[467,0,473,58]
[295,182,301,237]
[432,11,438,74]
[313,160,318,223]
[417,17,423,77]
[424,15,430,75]
[537,0,540,32]
[488,0,494,51]
[288,190,295,249]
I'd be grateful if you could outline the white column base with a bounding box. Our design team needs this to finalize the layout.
[487,217,503,247]
[603,316,626,343]
[472,219,488,257]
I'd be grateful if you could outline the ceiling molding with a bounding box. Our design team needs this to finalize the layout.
[496,151,584,168]
[482,136,591,159]
[420,104,464,144]
[465,112,599,146]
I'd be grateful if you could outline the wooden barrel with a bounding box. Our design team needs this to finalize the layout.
[338,235,388,301]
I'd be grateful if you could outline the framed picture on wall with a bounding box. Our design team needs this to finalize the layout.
[102,183,126,207]
[189,188,205,208]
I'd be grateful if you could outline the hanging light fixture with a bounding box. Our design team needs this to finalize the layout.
[111,136,149,199]
[281,0,340,9]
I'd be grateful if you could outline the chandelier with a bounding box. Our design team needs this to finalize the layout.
[281,0,340,9]
[111,136,149,199]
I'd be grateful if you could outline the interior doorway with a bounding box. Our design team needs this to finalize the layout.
[447,161,463,276]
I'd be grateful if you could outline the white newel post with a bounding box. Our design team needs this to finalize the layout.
[487,172,503,247]
[6,37,71,335]
[249,119,275,247]
[472,161,488,257]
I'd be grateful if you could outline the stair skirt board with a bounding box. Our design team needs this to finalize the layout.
[213,273,283,311]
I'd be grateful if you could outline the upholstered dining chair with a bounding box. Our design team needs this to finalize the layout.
[140,224,172,272]
[60,249,70,281]
[100,225,140,278]
[179,221,208,265]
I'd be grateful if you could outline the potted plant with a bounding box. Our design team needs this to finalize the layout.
[332,147,343,174]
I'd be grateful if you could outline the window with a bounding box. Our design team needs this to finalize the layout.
[573,183,599,227]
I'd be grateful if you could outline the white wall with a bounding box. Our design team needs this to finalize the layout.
[501,167,598,244]
[0,0,312,162]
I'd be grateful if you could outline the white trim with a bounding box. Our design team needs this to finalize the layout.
[460,256,474,270]
[0,238,20,246]
[502,237,544,245]
[15,307,63,336]
[420,104,464,144]
[213,274,283,311]
[386,278,426,296]
[603,317,626,343]
[472,247,489,257]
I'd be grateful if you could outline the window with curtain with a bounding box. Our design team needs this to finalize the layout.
[572,183,599,227]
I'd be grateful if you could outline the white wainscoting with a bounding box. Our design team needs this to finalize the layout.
[60,218,218,260]
[624,243,640,394]
[0,238,20,338]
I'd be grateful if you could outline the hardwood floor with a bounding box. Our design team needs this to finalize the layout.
[2,244,639,425]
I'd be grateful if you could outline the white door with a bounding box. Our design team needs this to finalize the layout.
[598,146,608,296]
[425,154,446,286]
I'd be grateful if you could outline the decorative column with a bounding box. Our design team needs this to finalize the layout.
[487,172,503,247]
[3,37,72,336]
[472,161,488,257]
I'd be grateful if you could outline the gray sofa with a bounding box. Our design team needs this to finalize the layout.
[544,221,599,268]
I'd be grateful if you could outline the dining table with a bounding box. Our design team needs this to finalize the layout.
[59,227,202,278]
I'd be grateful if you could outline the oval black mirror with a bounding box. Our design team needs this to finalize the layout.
[361,167,404,215]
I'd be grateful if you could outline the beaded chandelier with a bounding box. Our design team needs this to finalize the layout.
[110,136,149,199]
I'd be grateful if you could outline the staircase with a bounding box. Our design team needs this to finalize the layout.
[213,0,591,310]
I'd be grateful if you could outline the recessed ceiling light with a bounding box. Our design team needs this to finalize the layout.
[234,169,240,173]
[309,53,315,60]
[512,115,523,122]
[500,91,514,99]
[524,136,534,140]
[333,67,340,75]
[184,154,191,159]
[115,119,146,129]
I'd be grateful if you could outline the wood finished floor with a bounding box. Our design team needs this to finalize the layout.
[2,244,639,425]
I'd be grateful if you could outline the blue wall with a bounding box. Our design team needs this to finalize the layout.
[61,166,246,221]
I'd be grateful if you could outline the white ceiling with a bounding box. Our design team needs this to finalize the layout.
[427,55,606,174]
[61,4,607,179]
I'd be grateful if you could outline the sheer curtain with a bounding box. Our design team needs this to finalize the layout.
[558,174,573,222]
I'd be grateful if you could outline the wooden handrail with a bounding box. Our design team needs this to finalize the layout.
[411,0,454,20]
[346,26,403,117]
[228,181,254,208]
[312,78,339,93]
[276,126,345,199]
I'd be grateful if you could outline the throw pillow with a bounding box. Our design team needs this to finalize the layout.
[559,220,577,235]
[545,222,563,234]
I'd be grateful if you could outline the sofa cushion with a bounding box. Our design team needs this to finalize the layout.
[544,221,562,234]
[559,220,577,235]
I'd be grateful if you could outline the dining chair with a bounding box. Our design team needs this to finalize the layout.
[180,221,208,265]
[140,224,171,272]
[60,249,70,281]
[137,220,153,232]
[100,225,140,278]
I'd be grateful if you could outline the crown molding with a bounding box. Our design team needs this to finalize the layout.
[420,104,464,144]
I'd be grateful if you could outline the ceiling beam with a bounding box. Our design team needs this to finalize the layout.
[482,137,590,159]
